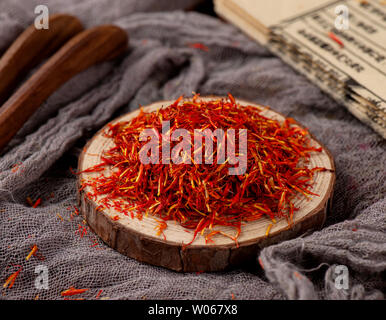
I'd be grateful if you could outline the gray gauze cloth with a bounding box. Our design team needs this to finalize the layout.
[0,0,385,300]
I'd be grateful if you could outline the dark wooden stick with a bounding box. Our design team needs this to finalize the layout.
[0,14,83,106]
[0,25,128,152]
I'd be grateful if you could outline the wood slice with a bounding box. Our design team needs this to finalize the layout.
[78,97,335,272]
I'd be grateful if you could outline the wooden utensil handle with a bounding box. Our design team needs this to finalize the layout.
[0,25,128,152]
[0,14,83,106]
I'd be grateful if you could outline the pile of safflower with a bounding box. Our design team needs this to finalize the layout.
[80,94,326,245]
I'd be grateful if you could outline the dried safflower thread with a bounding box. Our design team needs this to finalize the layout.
[25,244,45,261]
[95,289,103,299]
[26,196,42,208]
[61,287,89,296]
[3,266,22,289]
[26,244,38,261]
[265,223,273,237]
[328,31,344,48]
[81,94,326,245]
[26,197,34,207]
[32,198,42,208]
[76,224,88,238]
[11,162,24,173]
[187,42,209,51]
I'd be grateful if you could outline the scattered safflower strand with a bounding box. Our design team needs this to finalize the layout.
[3,266,22,289]
[61,287,89,297]
[25,244,38,261]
